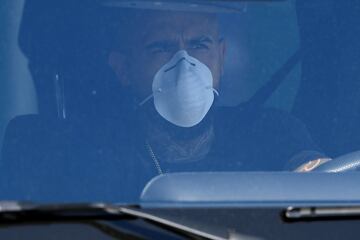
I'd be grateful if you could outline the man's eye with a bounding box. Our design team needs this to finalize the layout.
[190,43,210,50]
[147,43,175,54]
[151,47,171,54]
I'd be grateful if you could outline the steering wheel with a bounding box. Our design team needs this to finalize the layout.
[313,151,360,172]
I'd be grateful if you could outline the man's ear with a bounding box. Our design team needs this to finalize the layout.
[218,38,227,76]
[108,51,130,87]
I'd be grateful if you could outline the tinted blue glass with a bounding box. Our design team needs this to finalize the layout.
[0,0,359,203]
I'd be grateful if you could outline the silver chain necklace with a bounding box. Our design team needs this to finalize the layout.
[145,141,164,175]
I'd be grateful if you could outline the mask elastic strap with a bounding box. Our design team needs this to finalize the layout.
[207,86,219,96]
[139,94,153,106]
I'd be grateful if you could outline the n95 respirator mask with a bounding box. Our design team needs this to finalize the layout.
[139,50,218,128]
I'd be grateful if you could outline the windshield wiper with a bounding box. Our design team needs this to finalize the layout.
[0,201,132,222]
[284,206,360,222]
[0,201,223,240]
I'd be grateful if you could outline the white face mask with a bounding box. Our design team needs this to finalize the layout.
[139,50,218,128]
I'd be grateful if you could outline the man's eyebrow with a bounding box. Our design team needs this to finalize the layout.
[145,40,177,49]
[187,35,216,44]
[145,36,217,49]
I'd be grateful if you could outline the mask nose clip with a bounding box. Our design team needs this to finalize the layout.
[164,57,196,73]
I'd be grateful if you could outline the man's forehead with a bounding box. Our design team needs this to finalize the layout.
[134,11,219,41]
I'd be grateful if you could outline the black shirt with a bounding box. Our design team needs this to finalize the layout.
[0,106,324,202]
[129,105,325,195]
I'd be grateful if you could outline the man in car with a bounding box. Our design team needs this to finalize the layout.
[0,8,330,202]
[107,9,329,178]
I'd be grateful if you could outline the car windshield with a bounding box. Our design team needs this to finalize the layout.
[0,0,360,204]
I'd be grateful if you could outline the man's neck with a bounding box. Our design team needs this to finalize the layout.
[140,107,215,163]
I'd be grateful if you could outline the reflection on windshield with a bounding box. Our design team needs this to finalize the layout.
[0,1,360,203]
